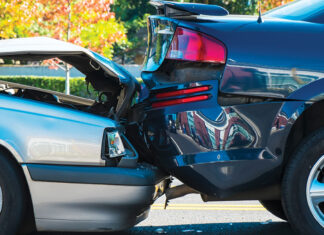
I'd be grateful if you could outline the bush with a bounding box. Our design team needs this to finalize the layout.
[0,76,97,99]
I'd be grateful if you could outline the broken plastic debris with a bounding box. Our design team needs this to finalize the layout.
[155,228,167,234]
[260,219,272,225]
[196,230,203,233]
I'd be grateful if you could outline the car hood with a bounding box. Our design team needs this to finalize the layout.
[0,37,135,86]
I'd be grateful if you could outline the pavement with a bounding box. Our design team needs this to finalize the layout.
[34,179,296,235]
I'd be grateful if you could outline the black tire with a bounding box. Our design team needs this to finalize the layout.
[282,129,324,235]
[17,197,36,235]
[0,152,27,235]
[259,200,287,221]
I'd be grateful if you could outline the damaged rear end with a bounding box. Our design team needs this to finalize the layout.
[129,1,286,203]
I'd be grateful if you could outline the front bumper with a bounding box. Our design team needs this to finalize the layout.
[22,163,168,232]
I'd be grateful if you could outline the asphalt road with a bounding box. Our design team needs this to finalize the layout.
[34,180,296,235]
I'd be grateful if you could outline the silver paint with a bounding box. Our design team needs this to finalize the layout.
[22,165,155,232]
[0,94,116,165]
[306,155,324,228]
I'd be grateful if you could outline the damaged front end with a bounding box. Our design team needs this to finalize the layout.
[0,37,171,231]
[0,37,140,123]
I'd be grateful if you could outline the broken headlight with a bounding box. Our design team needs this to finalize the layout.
[107,131,126,158]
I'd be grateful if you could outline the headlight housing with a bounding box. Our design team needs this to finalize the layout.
[107,130,126,158]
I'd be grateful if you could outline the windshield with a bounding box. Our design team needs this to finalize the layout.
[265,0,324,21]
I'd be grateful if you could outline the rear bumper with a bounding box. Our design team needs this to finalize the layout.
[163,148,281,200]
[22,163,168,232]
[135,80,287,200]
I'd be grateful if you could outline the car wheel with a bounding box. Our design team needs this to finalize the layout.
[0,153,27,234]
[282,129,324,235]
[259,200,287,220]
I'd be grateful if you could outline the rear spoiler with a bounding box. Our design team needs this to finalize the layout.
[150,0,229,17]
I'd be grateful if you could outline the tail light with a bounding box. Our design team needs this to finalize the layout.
[152,85,211,108]
[156,85,210,99]
[166,27,226,64]
[152,95,210,108]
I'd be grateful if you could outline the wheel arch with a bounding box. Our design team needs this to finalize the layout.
[283,99,324,166]
[0,140,24,163]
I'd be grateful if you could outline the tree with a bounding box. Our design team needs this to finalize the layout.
[1,0,128,58]
[0,0,37,39]
[262,0,294,11]
[33,0,128,59]
[112,0,155,63]
[0,0,129,94]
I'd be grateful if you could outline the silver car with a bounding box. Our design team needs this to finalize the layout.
[0,37,168,234]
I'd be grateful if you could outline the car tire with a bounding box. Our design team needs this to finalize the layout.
[282,129,324,235]
[0,153,27,235]
[259,200,287,220]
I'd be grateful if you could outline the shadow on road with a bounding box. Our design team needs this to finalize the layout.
[35,222,294,235]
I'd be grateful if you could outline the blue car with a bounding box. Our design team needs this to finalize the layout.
[0,0,324,234]
[132,0,324,234]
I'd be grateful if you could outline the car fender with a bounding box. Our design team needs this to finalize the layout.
[267,78,324,162]
[0,139,24,162]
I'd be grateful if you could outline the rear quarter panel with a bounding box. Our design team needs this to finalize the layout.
[183,16,324,98]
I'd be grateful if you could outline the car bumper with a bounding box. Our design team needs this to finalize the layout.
[162,148,281,200]
[22,163,168,232]
[138,80,287,200]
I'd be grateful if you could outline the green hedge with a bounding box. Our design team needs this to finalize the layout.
[0,76,97,99]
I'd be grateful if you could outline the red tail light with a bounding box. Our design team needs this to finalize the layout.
[155,86,210,99]
[166,27,226,64]
[152,95,210,108]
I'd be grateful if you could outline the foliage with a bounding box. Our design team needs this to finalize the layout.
[112,0,155,62]
[262,0,294,12]
[0,0,37,39]
[34,0,128,59]
[0,76,97,99]
[79,18,128,59]
[0,0,128,59]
